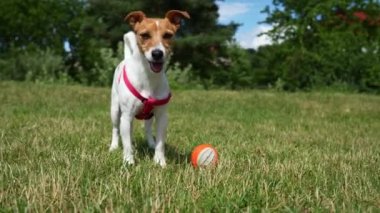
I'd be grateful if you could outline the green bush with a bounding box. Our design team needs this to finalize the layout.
[250,32,380,92]
[89,43,123,86]
[0,46,70,84]
[169,42,255,90]
[212,44,254,89]
[166,62,204,90]
[315,30,380,92]
[58,42,123,87]
[361,60,380,91]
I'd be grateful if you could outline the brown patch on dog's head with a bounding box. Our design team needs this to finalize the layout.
[124,10,190,73]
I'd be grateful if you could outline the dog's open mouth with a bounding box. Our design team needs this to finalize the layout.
[149,61,164,73]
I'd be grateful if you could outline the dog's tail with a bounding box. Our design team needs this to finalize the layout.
[123,32,138,60]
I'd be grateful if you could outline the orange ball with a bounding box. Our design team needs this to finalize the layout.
[190,144,218,168]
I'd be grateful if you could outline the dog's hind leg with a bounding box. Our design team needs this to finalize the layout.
[109,84,121,151]
[145,118,156,149]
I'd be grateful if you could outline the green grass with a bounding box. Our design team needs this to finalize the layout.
[1,81,379,211]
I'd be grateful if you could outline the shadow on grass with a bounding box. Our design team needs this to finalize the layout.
[134,136,189,165]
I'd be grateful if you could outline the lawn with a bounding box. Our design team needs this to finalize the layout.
[0,81,379,211]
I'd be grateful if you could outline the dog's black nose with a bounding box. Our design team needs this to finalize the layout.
[152,49,164,60]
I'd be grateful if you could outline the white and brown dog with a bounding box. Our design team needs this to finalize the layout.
[109,10,190,167]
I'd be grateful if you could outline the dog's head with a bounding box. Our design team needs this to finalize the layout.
[125,10,190,73]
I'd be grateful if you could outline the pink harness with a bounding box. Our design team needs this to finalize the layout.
[119,65,171,120]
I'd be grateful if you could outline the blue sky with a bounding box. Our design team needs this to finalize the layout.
[216,0,274,49]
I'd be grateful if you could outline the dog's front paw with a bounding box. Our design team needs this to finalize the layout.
[109,136,119,152]
[123,154,135,165]
[109,143,119,152]
[154,152,166,167]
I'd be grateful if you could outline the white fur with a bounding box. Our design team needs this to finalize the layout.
[144,42,167,63]
[109,32,170,167]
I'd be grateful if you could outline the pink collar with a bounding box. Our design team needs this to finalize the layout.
[121,65,171,120]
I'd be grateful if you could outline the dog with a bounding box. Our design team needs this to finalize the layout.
[109,10,190,167]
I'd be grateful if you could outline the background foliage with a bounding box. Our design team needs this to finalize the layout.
[259,0,380,92]
[0,0,379,92]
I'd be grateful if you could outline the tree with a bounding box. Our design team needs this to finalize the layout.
[258,0,380,91]
[0,0,83,54]
[0,0,84,81]
[84,0,240,88]
[1,0,242,87]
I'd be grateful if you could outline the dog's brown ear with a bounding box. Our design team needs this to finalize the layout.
[125,11,146,29]
[165,10,190,29]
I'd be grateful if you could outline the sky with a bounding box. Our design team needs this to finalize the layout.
[216,0,274,49]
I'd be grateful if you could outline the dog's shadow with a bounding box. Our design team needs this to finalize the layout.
[134,136,189,165]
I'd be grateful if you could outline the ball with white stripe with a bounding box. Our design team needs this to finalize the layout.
[191,144,218,168]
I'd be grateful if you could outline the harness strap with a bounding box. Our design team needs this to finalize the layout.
[121,65,171,120]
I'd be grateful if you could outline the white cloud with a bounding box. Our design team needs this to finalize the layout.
[238,25,274,49]
[217,2,251,22]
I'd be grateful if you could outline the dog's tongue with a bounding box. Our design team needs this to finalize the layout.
[150,62,163,73]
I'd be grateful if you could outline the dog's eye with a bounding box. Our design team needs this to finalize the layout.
[140,33,151,40]
[163,33,173,40]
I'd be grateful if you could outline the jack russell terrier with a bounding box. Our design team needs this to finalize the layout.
[109,10,190,167]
